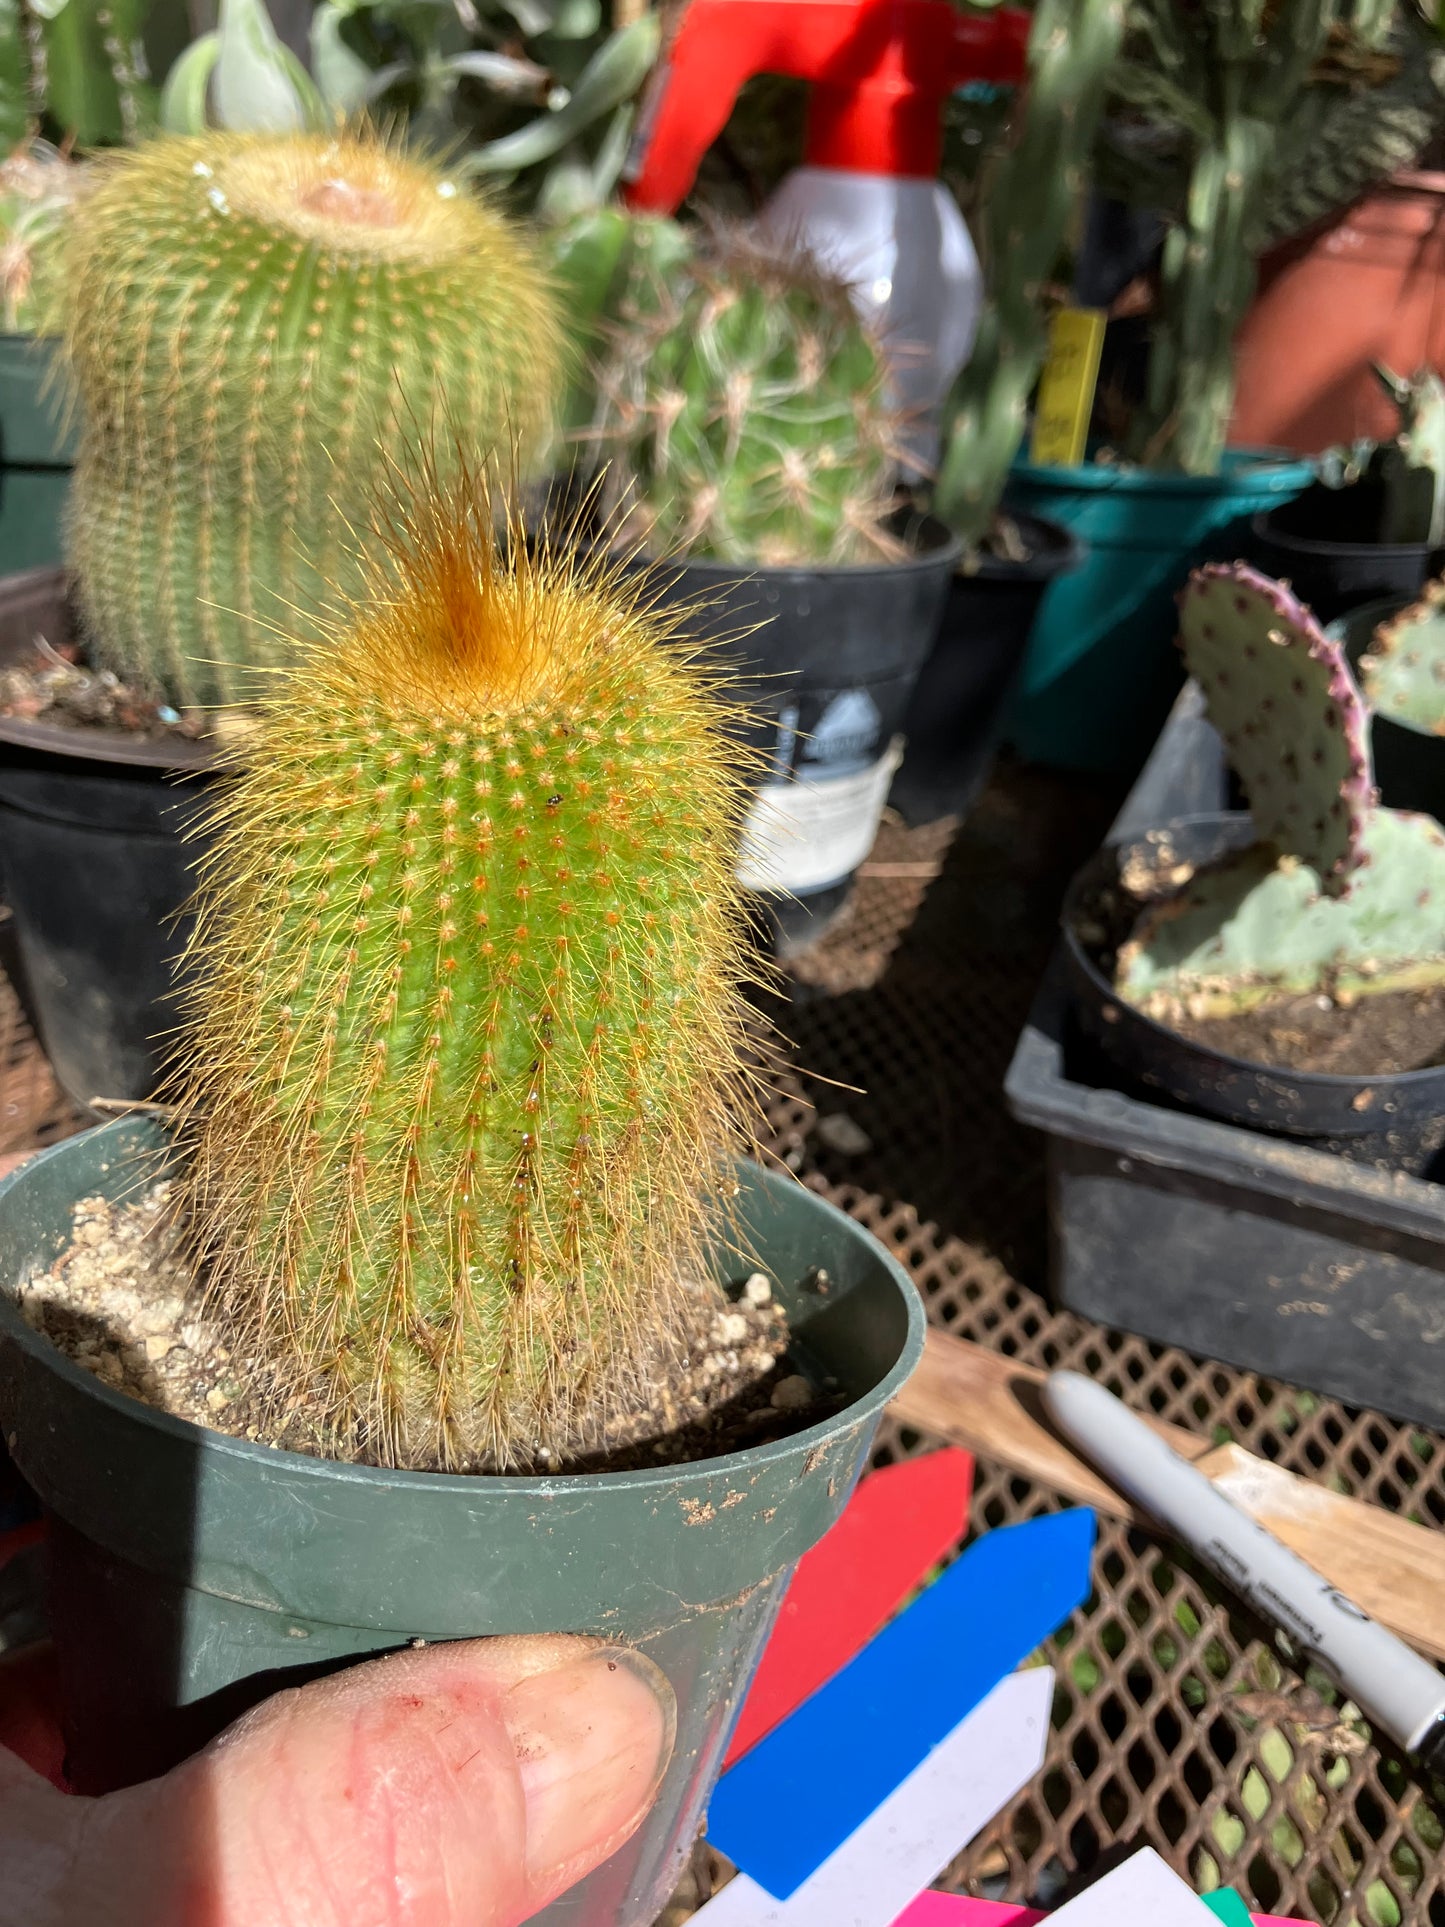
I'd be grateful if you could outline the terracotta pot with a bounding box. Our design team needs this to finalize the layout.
[1230,171,1445,456]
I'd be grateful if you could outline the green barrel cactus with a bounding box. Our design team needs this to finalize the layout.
[174,466,759,1471]
[589,227,905,567]
[1116,563,1445,1023]
[63,129,563,710]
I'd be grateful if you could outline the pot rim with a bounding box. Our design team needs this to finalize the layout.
[1063,810,1445,1095]
[0,709,219,772]
[1252,503,1445,564]
[0,1124,925,1496]
[1011,447,1316,497]
[628,511,962,585]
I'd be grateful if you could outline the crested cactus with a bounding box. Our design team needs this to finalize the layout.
[63,129,563,710]
[589,227,905,567]
[1116,562,1445,1020]
[933,0,1127,547]
[173,464,760,1472]
[1359,577,1445,733]
[1321,366,1445,548]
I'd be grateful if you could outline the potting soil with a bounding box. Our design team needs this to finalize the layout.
[10,1184,834,1474]
[1166,980,1445,1078]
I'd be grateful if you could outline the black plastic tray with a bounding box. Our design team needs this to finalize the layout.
[1005,686,1445,1426]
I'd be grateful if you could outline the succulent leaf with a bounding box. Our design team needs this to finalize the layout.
[1178,562,1374,893]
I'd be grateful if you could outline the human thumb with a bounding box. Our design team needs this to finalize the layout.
[3,1633,675,1927]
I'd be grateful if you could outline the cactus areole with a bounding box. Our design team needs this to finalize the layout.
[1115,562,1445,1022]
[173,471,764,1473]
[63,131,562,711]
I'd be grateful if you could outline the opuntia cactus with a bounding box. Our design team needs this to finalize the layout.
[1359,577,1445,733]
[63,130,563,710]
[589,227,905,567]
[1116,808,1445,1019]
[173,465,759,1471]
[1176,563,1373,893]
[1115,562,1445,1019]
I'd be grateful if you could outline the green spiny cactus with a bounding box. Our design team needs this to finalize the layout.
[174,465,761,1472]
[0,141,84,336]
[1116,808,1445,1020]
[63,129,563,710]
[590,227,905,567]
[1116,562,1445,1020]
[933,0,1127,546]
[547,204,692,445]
[1359,576,1445,732]
[1318,366,1445,546]
[1178,562,1373,893]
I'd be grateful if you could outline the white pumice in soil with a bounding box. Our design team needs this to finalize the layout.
[11,1186,835,1473]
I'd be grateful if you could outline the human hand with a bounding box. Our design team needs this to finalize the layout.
[0,1632,675,1927]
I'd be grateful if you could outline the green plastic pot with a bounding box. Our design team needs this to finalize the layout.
[1001,448,1314,778]
[0,336,72,576]
[0,1117,923,1925]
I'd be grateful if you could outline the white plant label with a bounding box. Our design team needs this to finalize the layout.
[737,738,903,894]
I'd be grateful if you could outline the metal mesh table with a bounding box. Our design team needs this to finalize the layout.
[4,771,1443,1925]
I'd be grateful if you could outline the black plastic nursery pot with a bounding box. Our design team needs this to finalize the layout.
[1007,958,1445,1431]
[0,337,72,578]
[1061,813,1445,1171]
[0,570,217,1109]
[0,1117,924,1924]
[1252,482,1445,624]
[887,511,1084,828]
[1329,596,1445,827]
[638,517,959,952]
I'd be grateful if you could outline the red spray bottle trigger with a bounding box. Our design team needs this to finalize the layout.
[623,0,1029,213]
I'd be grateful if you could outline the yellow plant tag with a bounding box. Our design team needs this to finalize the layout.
[1029,307,1106,468]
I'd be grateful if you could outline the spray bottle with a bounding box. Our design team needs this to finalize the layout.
[624,0,1029,472]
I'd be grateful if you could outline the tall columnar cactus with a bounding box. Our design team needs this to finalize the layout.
[589,228,905,567]
[174,467,759,1471]
[1360,576,1445,732]
[1121,0,1345,475]
[63,130,562,710]
[1116,563,1445,1019]
[933,0,1127,546]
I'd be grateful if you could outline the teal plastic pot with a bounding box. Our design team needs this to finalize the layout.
[1001,448,1314,777]
[0,1118,923,1925]
[0,336,72,576]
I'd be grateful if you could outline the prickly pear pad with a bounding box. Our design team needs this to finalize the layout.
[1116,808,1445,1021]
[1179,563,1373,895]
[1360,578,1445,734]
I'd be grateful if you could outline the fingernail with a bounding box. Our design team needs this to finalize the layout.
[502,1647,676,1902]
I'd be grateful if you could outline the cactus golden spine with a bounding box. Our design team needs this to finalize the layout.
[63,131,562,708]
[174,471,762,1470]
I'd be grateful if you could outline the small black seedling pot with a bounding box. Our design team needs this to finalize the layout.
[1062,813,1445,1169]
[637,517,959,951]
[1252,483,1445,624]
[888,511,1084,828]
[0,1118,923,1925]
[0,567,218,1109]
